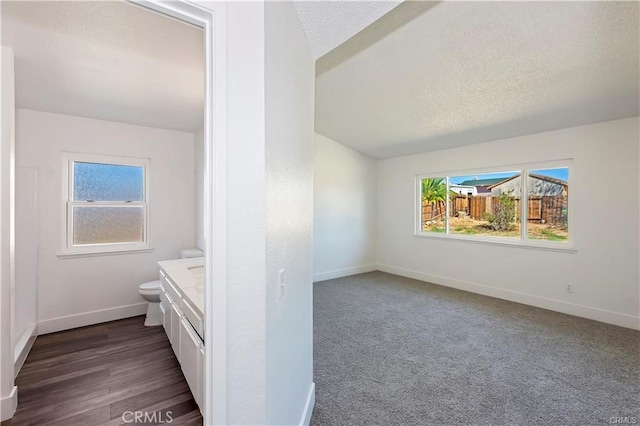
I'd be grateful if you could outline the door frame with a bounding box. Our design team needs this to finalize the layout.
[126,2,228,424]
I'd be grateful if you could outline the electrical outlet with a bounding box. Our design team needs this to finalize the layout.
[278,269,286,300]
[565,283,573,293]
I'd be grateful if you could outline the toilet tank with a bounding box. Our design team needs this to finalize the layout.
[180,248,204,259]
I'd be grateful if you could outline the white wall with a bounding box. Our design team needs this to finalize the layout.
[222,2,267,423]
[196,2,315,423]
[314,133,377,282]
[16,109,195,333]
[265,2,315,425]
[14,167,37,364]
[377,117,640,329]
[0,46,17,422]
[194,124,204,251]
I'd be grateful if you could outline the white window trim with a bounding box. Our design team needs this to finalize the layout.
[59,152,152,258]
[414,159,575,253]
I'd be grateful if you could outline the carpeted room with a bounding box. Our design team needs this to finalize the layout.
[310,273,639,424]
[309,1,639,424]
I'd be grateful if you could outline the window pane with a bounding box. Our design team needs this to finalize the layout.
[449,171,521,239]
[420,177,447,233]
[73,206,144,245]
[73,162,144,201]
[526,168,569,241]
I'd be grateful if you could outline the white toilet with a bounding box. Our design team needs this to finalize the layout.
[139,280,162,326]
[139,248,204,326]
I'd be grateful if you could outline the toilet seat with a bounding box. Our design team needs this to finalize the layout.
[139,280,161,296]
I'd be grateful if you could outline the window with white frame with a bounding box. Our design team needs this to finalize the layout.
[417,162,571,247]
[62,153,150,255]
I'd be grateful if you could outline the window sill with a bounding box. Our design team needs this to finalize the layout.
[414,232,576,253]
[58,247,154,259]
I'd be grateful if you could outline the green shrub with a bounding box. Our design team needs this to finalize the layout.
[484,191,517,231]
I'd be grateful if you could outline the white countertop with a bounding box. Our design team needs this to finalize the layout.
[157,257,205,317]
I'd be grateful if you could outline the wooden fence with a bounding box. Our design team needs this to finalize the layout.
[422,195,567,227]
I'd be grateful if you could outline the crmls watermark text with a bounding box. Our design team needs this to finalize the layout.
[122,411,173,424]
[609,417,638,424]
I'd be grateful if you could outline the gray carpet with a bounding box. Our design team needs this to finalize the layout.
[311,272,639,425]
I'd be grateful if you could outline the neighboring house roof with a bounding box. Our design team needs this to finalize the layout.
[487,174,520,189]
[527,173,568,187]
[459,174,567,192]
[486,173,568,189]
[458,178,508,187]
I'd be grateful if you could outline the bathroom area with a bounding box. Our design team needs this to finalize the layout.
[1,0,208,421]
[140,248,206,411]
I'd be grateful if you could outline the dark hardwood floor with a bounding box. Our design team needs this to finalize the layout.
[2,316,202,425]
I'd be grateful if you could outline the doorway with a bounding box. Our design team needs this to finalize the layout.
[0,2,227,424]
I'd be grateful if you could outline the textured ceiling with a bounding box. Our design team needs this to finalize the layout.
[1,1,204,132]
[315,1,439,76]
[316,1,640,159]
[294,0,402,59]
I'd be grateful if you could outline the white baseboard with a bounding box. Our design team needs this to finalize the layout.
[299,381,315,426]
[314,264,377,283]
[377,264,640,330]
[38,302,148,335]
[0,386,17,422]
[14,322,37,377]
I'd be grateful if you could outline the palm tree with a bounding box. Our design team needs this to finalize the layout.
[422,178,447,220]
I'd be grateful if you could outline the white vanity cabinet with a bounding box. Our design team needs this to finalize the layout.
[170,302,182,357]
[159,288,171,338]
[179,317,203,406]
[159,300,167,329]
[158,258,205,415]
[198,346,205,409]
[159,271,182,359]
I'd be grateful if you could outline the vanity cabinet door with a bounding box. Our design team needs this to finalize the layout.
[159,290,169,331]
[159,287,169,311]
[198,345,205,414]
[159,303,167,330]
[163,297,172,343]
[179,318,201,406]
[170,302,181,360]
